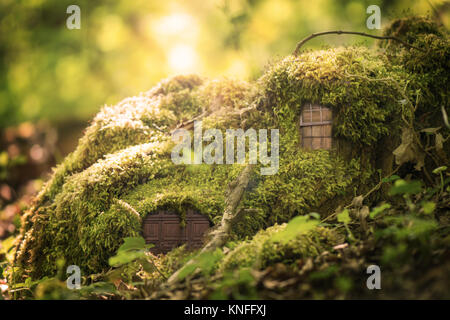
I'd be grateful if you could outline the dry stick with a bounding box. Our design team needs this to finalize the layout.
[166,164,255,286]
[171,111,209,133]
[292,30,425,56]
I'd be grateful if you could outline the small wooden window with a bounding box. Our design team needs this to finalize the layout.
[300,103,332,150]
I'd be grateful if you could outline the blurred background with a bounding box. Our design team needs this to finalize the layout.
[0,0,449,241]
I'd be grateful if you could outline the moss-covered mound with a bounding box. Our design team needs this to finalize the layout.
[13,16,448,281]
[220,224,341,271]
[380,16,449,128]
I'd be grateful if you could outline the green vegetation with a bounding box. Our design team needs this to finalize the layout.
[1,15,449,299]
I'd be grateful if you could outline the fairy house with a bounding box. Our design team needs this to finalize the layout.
[12,16,449,279]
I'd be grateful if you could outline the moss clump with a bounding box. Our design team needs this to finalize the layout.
[256,46,406,147]
[259,226,341,268]
[381,16,449,129]
[219,224,341,271]
[243,151,365,225]
[13,76,257,279]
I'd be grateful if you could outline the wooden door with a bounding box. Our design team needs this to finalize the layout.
[142,209,210,254]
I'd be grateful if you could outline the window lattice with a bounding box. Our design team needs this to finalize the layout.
[300,103,332,150]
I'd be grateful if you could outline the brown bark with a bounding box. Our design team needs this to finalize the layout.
[292,30,425,56]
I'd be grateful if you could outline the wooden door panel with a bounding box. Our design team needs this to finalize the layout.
[143,222,159,242]
[142,210,210,254]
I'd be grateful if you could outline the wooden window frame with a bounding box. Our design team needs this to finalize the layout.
[300,103,332,150]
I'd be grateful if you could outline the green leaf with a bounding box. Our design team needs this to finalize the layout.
[369,203,391,219]
[389,179,422,195]
[382,175,400,183]
[108,237,155,267]
[140,259,157,274]
[117,237,146,252]
[109,250,146,267]
[309,212,321,220]
[177,263,198,281]
[337,209,351,224]
[271,215,318,243]
[421,201,436,215]
[177,249,223,281]
[432,166,447,174]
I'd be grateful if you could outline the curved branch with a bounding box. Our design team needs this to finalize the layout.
[292,30,426,56]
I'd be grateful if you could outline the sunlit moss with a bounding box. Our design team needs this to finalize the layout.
[219,224,341,271]
[256,46,406,146]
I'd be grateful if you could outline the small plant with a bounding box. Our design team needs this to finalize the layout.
[109,237,167,281]
[432,166,447,194]
[337,209,355,241]
[176,248,224,281]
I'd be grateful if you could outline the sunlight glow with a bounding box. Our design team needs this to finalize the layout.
[168,44,198,73]
[152,12,200,74]
[153,13,198,40]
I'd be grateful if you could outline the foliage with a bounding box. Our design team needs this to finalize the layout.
[256,46,406,146]
[176,249,224,281]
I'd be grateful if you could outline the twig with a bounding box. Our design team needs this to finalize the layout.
[292,30,426,56]
[171,111,209,133]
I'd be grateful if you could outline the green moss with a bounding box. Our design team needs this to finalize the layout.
[14,77,257,279]
[256,46,406,147]
[219,224,341,271]
[259,226,341,268]
[16,142,174,276]
[381,16,449,129]
[243,151,365,225]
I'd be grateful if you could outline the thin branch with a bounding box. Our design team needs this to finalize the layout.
[292,30,426,56]
[171,111,209,133]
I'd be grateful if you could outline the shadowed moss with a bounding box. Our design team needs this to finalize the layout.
[381,16,449,128]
